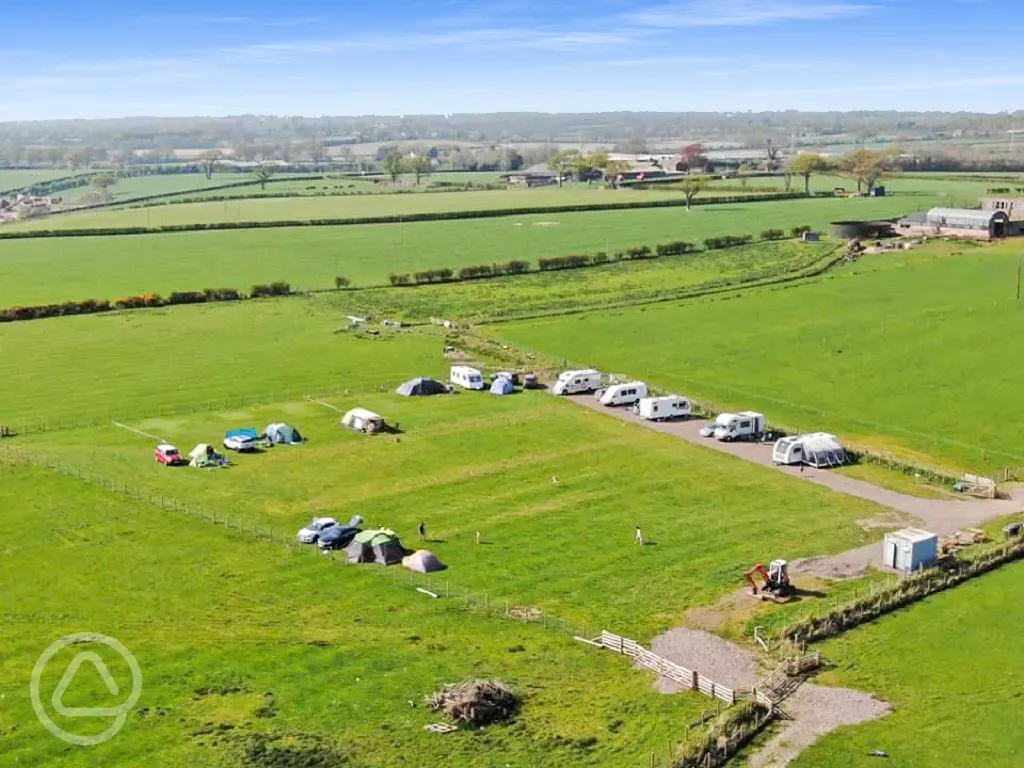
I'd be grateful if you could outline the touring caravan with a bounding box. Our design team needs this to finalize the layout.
[705,411,765,442]
[450,365,485,391]
[773,433,847,468]
[599,381,648,407]
[552,369,602,396]
[635,396,692,421]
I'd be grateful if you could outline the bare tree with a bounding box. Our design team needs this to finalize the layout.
[679,174,708,210]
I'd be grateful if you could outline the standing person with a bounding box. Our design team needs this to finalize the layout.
[635,525,644,546]
[418,520,426,542]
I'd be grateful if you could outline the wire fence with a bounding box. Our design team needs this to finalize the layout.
[0,444,587,638]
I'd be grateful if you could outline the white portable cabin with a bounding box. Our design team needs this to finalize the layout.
[599,381,648,407]
[883,528,938,573]
[712,411,765,441]
[552,369,602,396]
[635,396,691,421]
[450,365,485,391]
[773,433,848,468]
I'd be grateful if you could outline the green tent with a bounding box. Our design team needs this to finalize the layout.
[346,528,406,565]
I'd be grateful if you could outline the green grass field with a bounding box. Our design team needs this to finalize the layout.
[323,240,835,323]
[0,196,919,306]
[794,560,1024,767]
[0,299,442,427]
[0,463,709,768]
[492,240,1024,472]
[0,169,81,193]
[58,172,258,206]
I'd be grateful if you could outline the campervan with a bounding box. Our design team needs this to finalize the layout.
[773,433,847,468]
[598,381,648,407]
[634,396,692,421]
[552,369,602,396]
[450,365,485,391]
[708,411,765,442]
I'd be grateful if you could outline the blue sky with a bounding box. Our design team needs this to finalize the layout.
[2,0,1021,119]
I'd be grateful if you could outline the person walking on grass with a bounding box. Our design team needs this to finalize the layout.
[418,520,426,542]
[635,524,644,546]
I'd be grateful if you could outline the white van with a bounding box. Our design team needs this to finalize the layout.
[598,381,648,407]
[450,365,485,391]
[707,411,765,442]
[552,369,602,396]
[635,396,692,421]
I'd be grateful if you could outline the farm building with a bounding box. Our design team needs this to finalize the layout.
[883,528,938,573]
[982,198,1024,218]
[896,208,1023,239]
[502,171,557,187]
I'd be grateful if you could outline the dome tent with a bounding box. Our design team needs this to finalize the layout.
[345,528,407,565]
[266,423,304,445]
[396,377,447,396]
[402,549,447,573]
[489,377,515,396]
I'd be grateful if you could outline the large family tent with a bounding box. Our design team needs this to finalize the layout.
[188,443,228,468]
[266,423,304,445]
[489,377,515,396]
[402,549,447,573]
[345,529,406,565]
[396,377,447,397]
[341,408,386,434]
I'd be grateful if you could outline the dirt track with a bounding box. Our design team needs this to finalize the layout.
[565,394,1024,578]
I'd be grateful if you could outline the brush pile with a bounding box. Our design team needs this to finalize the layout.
[426,680,519,726]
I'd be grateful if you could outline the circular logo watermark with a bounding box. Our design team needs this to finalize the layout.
[31,633,142,746]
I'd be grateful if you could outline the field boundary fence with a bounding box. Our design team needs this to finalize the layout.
[0,444,589,639]
[0,380,404,439]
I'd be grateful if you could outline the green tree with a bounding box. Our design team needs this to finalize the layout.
[63,149,87,170]
[679,174,708,211]
[90,173,117,200]
[382,150,406,183]
[787,153,827,195]
[843,148,901,193]
[548,149,581,188]
[253,164,275,191]
[604,160,631,189]
[407,155,432,185]
[198,150,222,180]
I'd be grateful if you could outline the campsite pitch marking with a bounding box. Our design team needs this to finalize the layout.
[31,633,142,746]
[111,422,163,441]
[304,396,344,413]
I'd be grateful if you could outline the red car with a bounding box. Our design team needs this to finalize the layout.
[154,443,183,466]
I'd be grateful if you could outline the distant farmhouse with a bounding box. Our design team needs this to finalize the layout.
[0,194,62,224]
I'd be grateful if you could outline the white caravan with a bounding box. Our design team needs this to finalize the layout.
[708,411,765,442]
[552,369,602,396]
[450,365,485,391]
[599,381,648,407]
[773,433,847,468]
[634,396,692,421]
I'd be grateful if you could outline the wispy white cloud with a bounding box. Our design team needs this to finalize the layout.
[627,0,879,28]
[142,13,326,27]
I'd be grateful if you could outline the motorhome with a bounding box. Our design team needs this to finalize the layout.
[598,381,648,407]
[704,411,765,442]
[773,433,847,468]
[552,369,602,396]
[450,365,486,391]
[634,396,692,421]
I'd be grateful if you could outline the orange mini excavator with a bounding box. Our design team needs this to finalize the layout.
[745,560,793,601]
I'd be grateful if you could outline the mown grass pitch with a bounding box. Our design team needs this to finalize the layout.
[492,240,1024,472]
[795,560,1024,767]
[1,196,918,306]
[0,464,709,767]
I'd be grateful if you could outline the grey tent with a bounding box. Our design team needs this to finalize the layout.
[402,549,447,573]
[490,377,515,396]
[345,528,407,565]
[265,423,304,445]
[396,377,447,397]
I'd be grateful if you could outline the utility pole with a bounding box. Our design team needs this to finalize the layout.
[1017,253,1022,301]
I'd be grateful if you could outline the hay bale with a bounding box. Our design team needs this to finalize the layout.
[426,680,519,726]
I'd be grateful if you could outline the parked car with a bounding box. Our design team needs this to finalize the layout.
[523,374,541,390]
[317,515,365,551]
[223,428,261,452]
[154,444,184,466]
[297,517,339,544]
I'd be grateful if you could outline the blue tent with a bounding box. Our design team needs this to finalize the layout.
[490,377,515,395]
